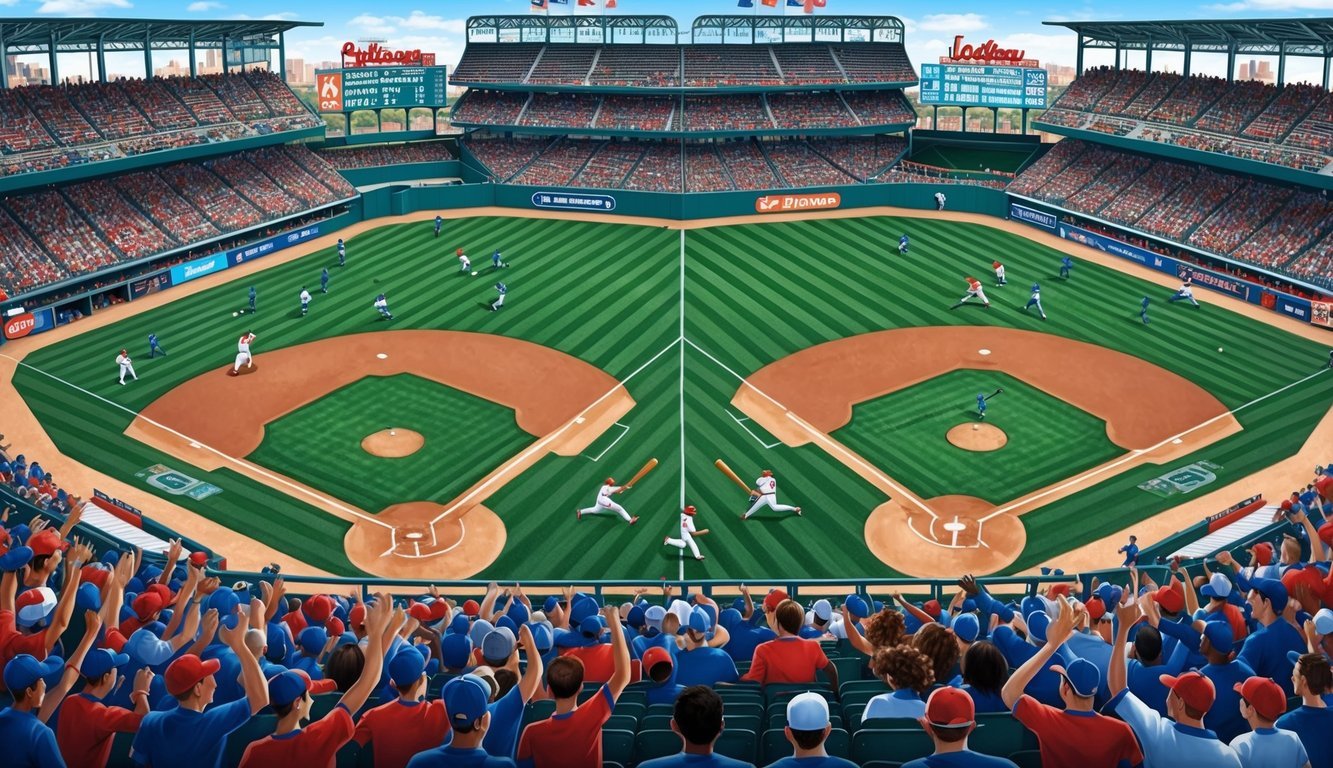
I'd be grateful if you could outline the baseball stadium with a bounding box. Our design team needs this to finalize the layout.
[0,5,1331,767]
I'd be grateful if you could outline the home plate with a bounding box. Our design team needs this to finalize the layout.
[376,353,388,359]
[978,349,992,356]
[189,442,201,448]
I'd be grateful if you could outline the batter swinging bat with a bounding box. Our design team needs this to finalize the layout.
[622,458,658,490]
[714,459,751,493]
[983,388,1004,401]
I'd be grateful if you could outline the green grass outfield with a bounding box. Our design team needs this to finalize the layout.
[13,215,1331,578]
[247,375,533,514]
[832,371,1122,504]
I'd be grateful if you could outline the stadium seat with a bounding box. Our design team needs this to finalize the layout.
[840,679,889,696]
[334,741,360,768]
[635,729,683,763]
[765,683,834,704]
[602,728,635,766]
[613,701,646,721]
[851,728,933,764]
[605,714,639,733]
[715,728,758,763]
[855,717,922,733]
[970,713,1038,754]
[223,714,277,766]
[308,692,342,720]
[524,699,557,724]
[641,714,673,731]
[1009,750,1043,768]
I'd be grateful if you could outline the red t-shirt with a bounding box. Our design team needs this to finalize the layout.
[353,698,448,768]
[1,609,48,691]
[517,684,613,768]
[560,645,615,684]
[56,692,146,768]
[741,637,828,685]
[1013,694,1143,768]
[240,704,354,768]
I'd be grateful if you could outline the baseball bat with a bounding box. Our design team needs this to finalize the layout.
[622,458,658,490]
[714,459,752,493]
[983,388,1004,401]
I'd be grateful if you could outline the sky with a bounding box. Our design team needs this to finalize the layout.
[9,0,1333,85]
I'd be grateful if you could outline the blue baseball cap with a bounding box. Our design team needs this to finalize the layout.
[1201,573,1233,599]
[125,628,174,667]
[1249,578,1288,613]
[389,646,427,686]
[298,626,328,656]
[444,674,490,726]
[81,649,129,680]
[441,633,473,669]
[206,588,241,629]
[952,613,980,643]
[1050,658,1099,698]
[76,582,102,613]
[687,608,710,634]
[482,628,516,662]
[570,594,599,625]
[0,545,33,572]
[267,670,310,707]
[507,601,530,625]
[1026,612,1050,644]
[543,596,560,614]
[579,614,605,639]
[4,654,63,693]
[1202,620,1235,654]
[626,605,646,628]
[528,621,554,652]
[447,613,470,636]
[495,615,518,634]
[845,595,870,619]
[468,619,494,649]
[1020,597,1046,619]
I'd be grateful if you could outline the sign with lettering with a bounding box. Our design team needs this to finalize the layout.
[920,64,1047,109]
[314,67,449,111]
[3,311,35,340]
[169,254,228,285]
[754,192,841,214]
[530,191,616,212]
[342,42,425,67]
[942,36,1039,68]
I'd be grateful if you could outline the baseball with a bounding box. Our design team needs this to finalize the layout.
[972,424,979,431]
[471,271,478,276]
[232,312,238,317]
[1218,347,1224,352]
[390,430,397,436]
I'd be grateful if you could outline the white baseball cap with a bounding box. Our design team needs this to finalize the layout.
[787,692,830,731]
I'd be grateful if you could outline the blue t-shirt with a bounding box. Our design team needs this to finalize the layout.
[1199,659,1255,744]
[632,632,675,660]
[483,684,525,759]
[131,697,252,768]
[864,689,925,720]
[901,751,1017,768]
[639,752,755,768]
[0,707,62,768]
[1275,704,1333,768]
[407,746,517,767]
[765,758,857,768]
[722,624,776,664]
[961,685,1008,714]
[1126,659,1171,716]
[674,647,739,687]
[646,683,684,707]
[1237,620,1305,697]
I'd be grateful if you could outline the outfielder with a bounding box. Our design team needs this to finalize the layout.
[148,333,165,358]
[115,349,137,385]
[664,505,708,561]
[491,282,507,311]
[457,248,471,274]
[992,261,1007,286]
[1140,296,1151,325]
[1168,278,1200,308]
[576,479,638,525]
[742,470,801,521]
[248,286,257,314]
[976,392,987,420]
[229,332,256,376]
[951,277,990,310]
[374,293,393,320]
[898,234,909,255]
[299,287,311,316]
[320,268,329,294]
[934,192,946,211]
[337,238,346,267]
[1022,283,1046,320]
[1059,256,1073,280]
[434,215,443,238]
[492,250,507,270]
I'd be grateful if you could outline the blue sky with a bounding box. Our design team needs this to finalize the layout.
[9,0,1333,85]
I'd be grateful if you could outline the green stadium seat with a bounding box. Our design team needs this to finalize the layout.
[735,661,753,675]
[715,728,758,763]
[840,679,889,697]
[819,657,867,686]
[309,692,342,720]
[605,714,639,733]
[108,733,136,767]
[841,690,880,710]
[635,729,683,763]
[1009,750,1043,768]
[524,699,557,725]
[602,728,635,766]
[970,713,1035,756]
[334,741,361,768]
[356,741,375,768]
[223,714,277,766]
[645,703,676,718]
[618,689,648,708]
[642,714,673,732]
[765,684,834,704]
[851,728,933,764]
[612,701,646,721]
[725,714,762,734]
[762,727,851,763]
[844,704,866,730]
[857,717,923,733]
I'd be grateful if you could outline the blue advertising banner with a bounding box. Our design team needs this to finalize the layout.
[28,307,55,336]
[531,191,616,212]
[1274,294,1312,322]
[169,253,229,285]
[1054,222,1252,300]
[228,224,322,267]
[1009,202,1056,231]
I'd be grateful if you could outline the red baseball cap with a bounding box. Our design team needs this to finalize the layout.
[28,529,69,557]
[304,594,334,623]
[922,599,942,619]
[763,589,790,614]
[1160,671,1216,713]
[326,616,345,637]
[643,646,674,683]
[1319,520,1333,548]
[1153,585,1184,614]
[348,604,366,630]
[165,654,221,697]
[924,686,975,728]
[408,602,433,622]
[189,551,209,567]
[462,599,481,616]
[1234,676,1286,721]
[80,565,110,589]
[1085,596,1106,621]
[1248,542,1274,567]
[132,592,164,620]
[683,505,697,516]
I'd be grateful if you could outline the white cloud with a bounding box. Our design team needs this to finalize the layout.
[232,11,298,21]
[918,13,987,33]
[0,0,20,6]
[393,12,466,35]
[186,0,222,10]
[1207,0,1333,9]
[349,14,396,37]
[36,0,130,13]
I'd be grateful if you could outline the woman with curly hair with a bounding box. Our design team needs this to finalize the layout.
[914,622,962,687]
[864,643,934,720]
[844,607,906,659]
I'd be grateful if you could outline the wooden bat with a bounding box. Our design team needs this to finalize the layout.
[714,459,751,493]
[622,458,658,490]
[983,388,1004,401]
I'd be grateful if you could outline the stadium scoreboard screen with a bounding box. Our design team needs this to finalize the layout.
[918,63,1047,110]
[314,66,448,112]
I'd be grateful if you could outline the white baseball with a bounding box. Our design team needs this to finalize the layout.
[232,312,238,317]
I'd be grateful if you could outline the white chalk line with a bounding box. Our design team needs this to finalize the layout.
[3,353,395,533]
[975,366,1331,524]
[726,410,782,449]
[381,520,466,559]
[679,228,687,583]
[582,423,631,462]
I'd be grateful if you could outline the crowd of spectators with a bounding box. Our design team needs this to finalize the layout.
[773,45,845,85]
[6,190,123,277]
[466,138,553,182]
[684,96,773,133]
[1195,80,1274,136]
[683,46,783,87]
[574,142,645,189]
[1285,230,1333,290]
[829,43,916,83]
[205,155,305,219]
[684,144,734,192]
[806,136,906,181]
[882,161,1010,189]
[766,93,854,130]
[624,142,683,192]
[0,207,67,295]
[315,141,456,170]
[72,81,155,141]
[200,73,272,122]
[242,70,311,117]
[1187,182,1292,256]
[1098,159,1196,228]
[1092,69,1154,115]
[119,78,200,131]
[1285,93,1333,153]
[595,97,677,132]
[1065,152,1153,213]
[520,94,600,129]
[716,140,782,189]
[452,44,544,83]
[762,141,856,188]
[1117,72,1176,119]
[840,92,916,126]
[1002,139,1089,197]
[62,180,174,262]
[511,139,601,187]
[1147,74,1229,126]
[590,45,682,87]
[452,91,529,127]
[112,169,221,247]
[527,44,599,85]
[1228,191,1333,270]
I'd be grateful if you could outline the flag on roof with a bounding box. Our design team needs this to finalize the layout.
[803,0,815,11]
[787,0,801,5]
[738,0,753,6]
[551,0,568,3]
[606,0,617,7]
[578,0,596,6]
[761,0,778,6]
[531,0,548,10]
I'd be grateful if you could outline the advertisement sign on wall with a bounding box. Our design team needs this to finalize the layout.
[1312,300,1332,328]
[3,311,36,340]
[755,192,841,213]
[130,273,172,300]
[1009,203,1056,231]
[228,225,322,267]
[531,191,616,212]
[27,307,55,336]
[169,254,229,285]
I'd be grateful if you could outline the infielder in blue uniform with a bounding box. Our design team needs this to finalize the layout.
[492,250,507,269]
[491,282,507,311]
[1140,296,1151,325]
[374,293,393,319]
[1023,283,1046,320]
[1059,256,1073,279]
[434,215,443,238]
[337,238,346,267]
[320,267,329,294]
[976,392,987,420]
[148,333,165,358]
[898,234,909,255]
[248,286,257,313]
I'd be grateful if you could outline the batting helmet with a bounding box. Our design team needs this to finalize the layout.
[683,506,697,516]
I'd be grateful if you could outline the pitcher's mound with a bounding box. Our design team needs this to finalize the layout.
[947,423,1007,451]
[361,428,424,458]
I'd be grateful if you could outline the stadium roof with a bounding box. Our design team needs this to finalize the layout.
[1045,18,1333,56]
[0,18,321,53]
[465,14,905,44]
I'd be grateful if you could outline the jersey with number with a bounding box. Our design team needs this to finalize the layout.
[756,477,777,496]
[598,485,621,504]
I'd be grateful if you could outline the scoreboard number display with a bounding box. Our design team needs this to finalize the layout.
[918,63,1047,110]
[315,66,449,111]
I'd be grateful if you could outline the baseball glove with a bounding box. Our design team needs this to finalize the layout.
[747,495,760,505]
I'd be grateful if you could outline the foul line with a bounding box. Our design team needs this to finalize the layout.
[380,520,466,559]
[582,423,631,462]
[683,338,939,521]
[2,353,394,531]
[976,366,1332,524]
[725,411,782,449]
[679,228,686,583]
[429,336,682,526]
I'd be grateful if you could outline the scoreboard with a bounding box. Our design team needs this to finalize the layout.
[314,66,448,112]
[919,64,1047,110]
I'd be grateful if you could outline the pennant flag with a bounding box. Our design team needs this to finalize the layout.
[606,0,616,7]
[761,0,778,6]
[531,0,548,10]
[578,0,596,5]
[738,0,754,6]
[787,0,801,5]
[803,0,815,11]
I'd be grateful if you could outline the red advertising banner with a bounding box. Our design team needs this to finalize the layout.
[1311,300,1331,328]
[316,72,343,112]
[342,42,424,67]
[755,192,841,214]
[940,36,1040,68]
[3,312,35,340]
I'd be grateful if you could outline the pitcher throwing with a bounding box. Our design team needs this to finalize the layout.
[229,331,256,376]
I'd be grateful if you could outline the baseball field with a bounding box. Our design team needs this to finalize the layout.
[8,212,1331,580]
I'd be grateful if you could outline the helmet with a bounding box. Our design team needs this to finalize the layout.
[605,478,615,485]
[992,261,1001,268]
[761,470,772,477]
[683,506,697,516]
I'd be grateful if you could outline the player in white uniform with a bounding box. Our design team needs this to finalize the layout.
[664,505,709,561]
[115,349,137,385]
[576,478,638,525]
[374,293,393,320]
[457,248,471,273]
[992,261,1007,286]
[934,192,947,210]
[951,277,990,309]
[742,470,802,520]
[299,287,312,316]
[229,332,256,375]
[1168,278,1200,307]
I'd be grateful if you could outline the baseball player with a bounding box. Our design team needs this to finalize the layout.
[742,470,801,521]
[248,286,257,314]
[898,234,909,255]
[976,392,987,420]
[491,282,507,311]
[320,267,329,294]
[1022,283,1046,320]
[1140,296,1151,325]
[992,261,1007,286]
[374,293,393,320]
[1327,349,1332,369]
[337,238,346,267]
[576,478,638,525]
[1168,278,1200,308]
[934,192,946,211]
[1059,256,1073,280]
[115,349,137,385]
[492,250,507,270]
[950,277,990,310]
[299,287,311,316]
[147,333,165,358]
[457,248,470,274]
[229,332,256,375]
[664,505,708,561]
[434,215,443,239]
